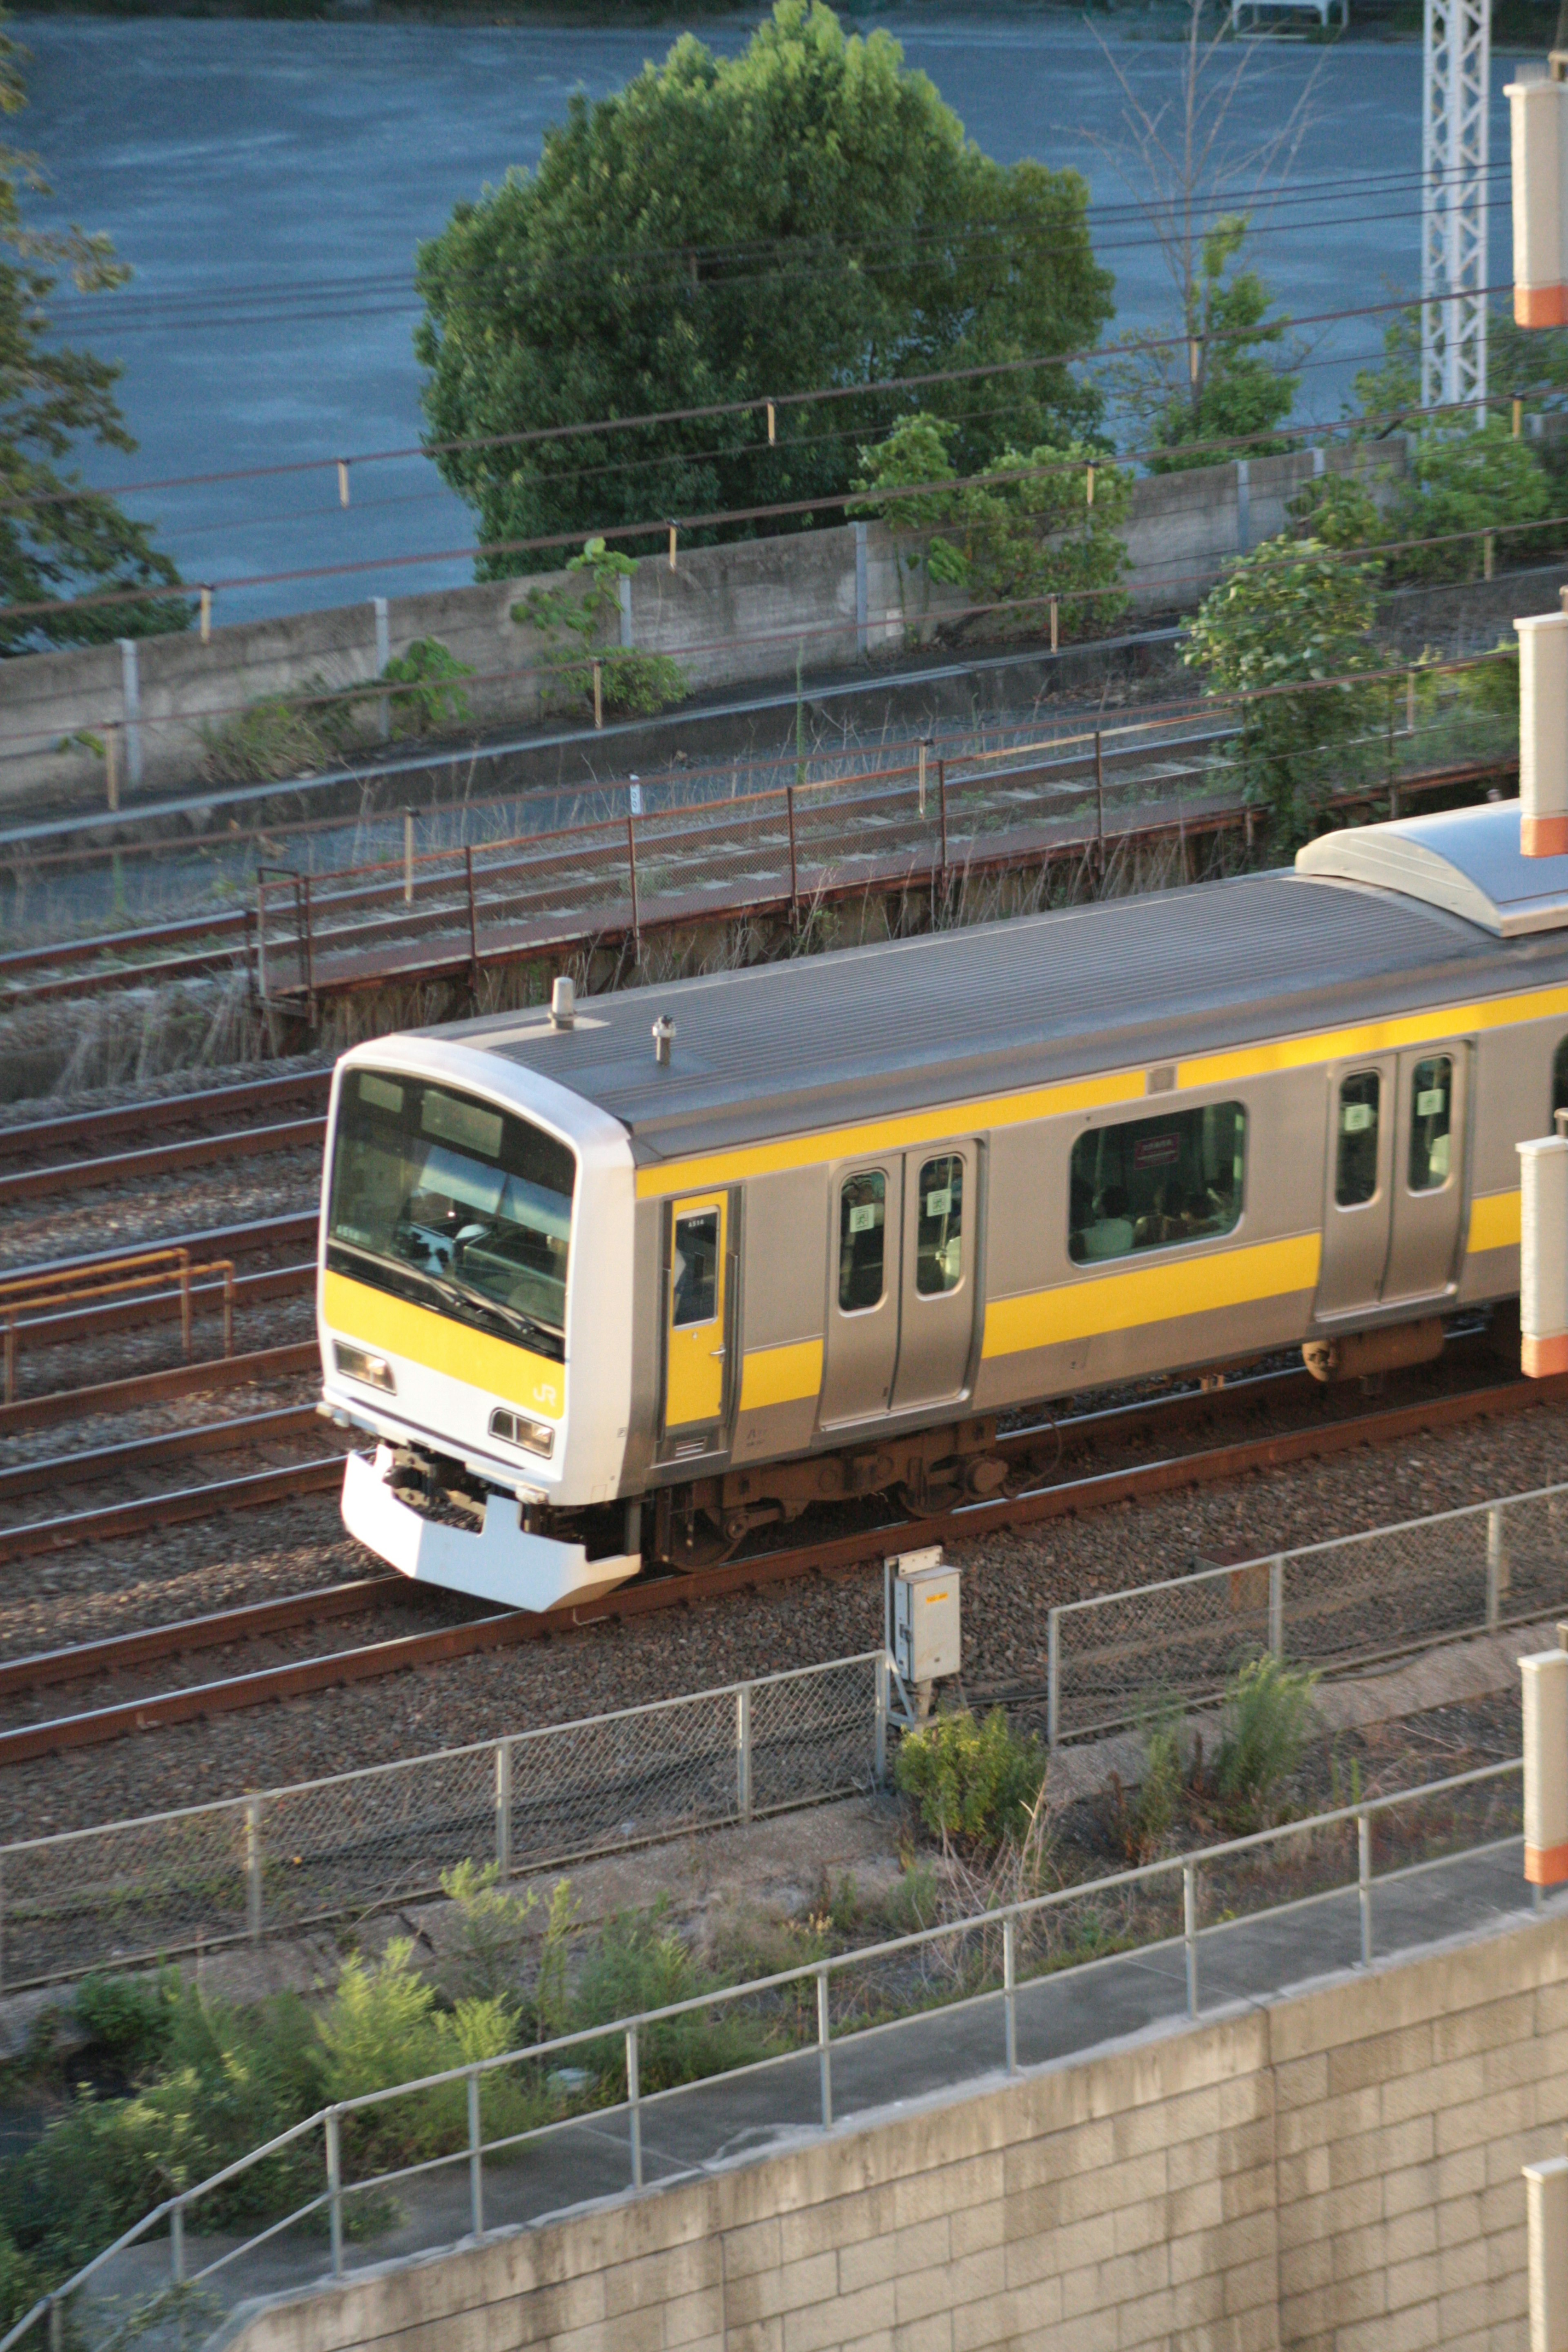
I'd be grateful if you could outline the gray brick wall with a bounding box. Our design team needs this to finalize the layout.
[220,1908,1568,2352]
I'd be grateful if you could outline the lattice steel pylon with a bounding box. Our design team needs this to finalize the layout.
[1423,0,1491,421]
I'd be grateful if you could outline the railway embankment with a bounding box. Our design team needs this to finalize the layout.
[204,1888,1568,2352]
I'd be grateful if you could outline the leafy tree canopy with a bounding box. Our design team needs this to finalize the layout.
[415,0,1114,573]
[1105,217,1299,473]
[1182,534,1382,848]
[0,13,186,655]
[852,411,1131,640]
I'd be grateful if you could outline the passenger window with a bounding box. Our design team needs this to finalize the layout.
[915,1156,964,1296]
[839,1172,886,1311]
[1336,1072,1380,1207]
[672,1211,718,1327]
[1553,1036,1568,1127]
[1408,1057,1453,1193]
[1069,1103,1245,1265]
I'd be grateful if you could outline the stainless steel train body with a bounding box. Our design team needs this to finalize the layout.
[316,804,1568,1611]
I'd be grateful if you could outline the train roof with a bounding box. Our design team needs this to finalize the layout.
[439,805,1568,1168]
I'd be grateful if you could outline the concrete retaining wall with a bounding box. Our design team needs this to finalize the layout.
[0,441,1396,812]
[219,1904,1568,2352]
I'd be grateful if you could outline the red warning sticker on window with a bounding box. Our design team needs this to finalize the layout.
[1133,1133,1180,1169]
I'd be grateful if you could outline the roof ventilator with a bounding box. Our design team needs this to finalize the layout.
[549,975,576,1030]
[652,1015,676,1067]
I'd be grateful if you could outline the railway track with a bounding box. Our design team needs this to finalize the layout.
[0,1408,349,1566]
[0,1349,1557,1769]
[0,1067,329,1176]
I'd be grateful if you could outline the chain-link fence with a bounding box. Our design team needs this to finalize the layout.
[0,1653,890,1992]
[1047,1481,1568,1745]
[7,1755,1529,2352]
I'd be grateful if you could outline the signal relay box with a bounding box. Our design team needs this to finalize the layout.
[890,1548,962,1685]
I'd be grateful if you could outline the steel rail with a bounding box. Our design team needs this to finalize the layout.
[0,1455,347,1569]
[0,1340,320,1437]
[20,1211,318,1285]
[0,1116,326,1206]
[0,1069,329,1165]
[0,1403,327,1507]
[0,1358,1559,1766]
[0,1577,399,1699]
[0,748,1514,1012]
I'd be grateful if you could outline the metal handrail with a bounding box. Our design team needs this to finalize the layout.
[1,1751,1525,2352]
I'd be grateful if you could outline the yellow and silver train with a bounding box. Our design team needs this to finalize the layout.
[317,802,1568,1612]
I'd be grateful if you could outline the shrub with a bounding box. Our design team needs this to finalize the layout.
[1212,1654,1319,1829]
[1181,534,1384,851]
[74,1969,178,2079]
[1383,421,1552,584]
[512,538,687,720]
[1285,471,1383,557]
[570,1900,766,2092]
[1109,1695,1189,1864]
[198,695,327,784]
[894,1709,1047,1850]
[853,412,1131,642]
[440,1859,539,2004]
[379,636,474,733]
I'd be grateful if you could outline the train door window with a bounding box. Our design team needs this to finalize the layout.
[1553,1037,1568,1126]
[1069,1102,1246,1264]
[1335,1072,1381,1207]
[1407,1057,1454,1192]
[839,1172,886,1311]
[915,1156,964,1296]
[672,1210,719,1326]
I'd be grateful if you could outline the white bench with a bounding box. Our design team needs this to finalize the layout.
[1231,0,1347,28]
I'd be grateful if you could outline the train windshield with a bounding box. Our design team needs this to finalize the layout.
[326,1069,575,1361]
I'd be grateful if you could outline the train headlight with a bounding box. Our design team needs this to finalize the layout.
[489,1407,555,1459]
[334,1341,396,1394]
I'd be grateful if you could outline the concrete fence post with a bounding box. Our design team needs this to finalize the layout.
[244,1798,263,1941]
[873,1654,888,1788]
[626,2026,643,2189]
[1526,2154,1568,2350]
[853,521,869,661]
[495,1740,512,1879]
[1522,1648,1568,1886]
[1487,1506,1508,1629]
[372,597,391,739]
[1047,1608,1061,1750]
[1235,460,1251,556]
[118,638,143,788]
[736,1684,753,1823]
[617,573,633,649]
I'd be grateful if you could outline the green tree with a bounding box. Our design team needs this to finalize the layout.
[1112,217,1300,472]
[852,411,1131,640]
[415,0,1113,571]
[0,13,186,654]
[1382,419,1552,584]
[1181,535,1383,850]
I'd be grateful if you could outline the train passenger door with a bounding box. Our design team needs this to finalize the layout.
[890,1143,979,1412]
[662,1193,729,1449]
[1384,1045,1468,1303]
[1316,1059,1395,1319]
[819,1162,904,1428]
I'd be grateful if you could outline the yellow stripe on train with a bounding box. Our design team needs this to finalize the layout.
[982,1232,1323,1361]
[322,1270,566,1419]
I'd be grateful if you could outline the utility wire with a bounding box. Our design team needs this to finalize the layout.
[0,279,1515,521]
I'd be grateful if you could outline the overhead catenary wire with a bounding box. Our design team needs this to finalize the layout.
[3,359,1555,633]
[0,279,1516,522]
[36,153,1515,338]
